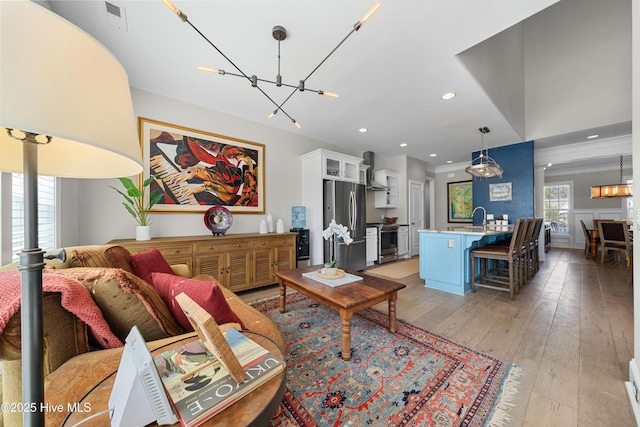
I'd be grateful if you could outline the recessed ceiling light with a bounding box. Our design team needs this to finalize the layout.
[400,143,407,147]
[430,153,437,157]
[547,162,553,167]
[441,92,456,100]
[446,160,453,164]
[587,134,599,139]
[358,128,368,133]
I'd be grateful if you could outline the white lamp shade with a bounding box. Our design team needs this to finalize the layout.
[0,0,142,178]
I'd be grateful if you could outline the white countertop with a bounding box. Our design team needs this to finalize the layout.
[419,225,514,236]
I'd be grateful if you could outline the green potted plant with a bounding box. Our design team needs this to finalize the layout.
[110,176,163,240]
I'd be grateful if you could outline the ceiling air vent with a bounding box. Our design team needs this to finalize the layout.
[103,1,128,31]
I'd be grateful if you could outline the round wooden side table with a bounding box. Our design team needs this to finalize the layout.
[63,331,286,426]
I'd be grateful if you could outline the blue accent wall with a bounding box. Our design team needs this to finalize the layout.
[471,140,534,225]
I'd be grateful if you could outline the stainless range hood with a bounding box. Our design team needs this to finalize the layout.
[362,151,387,191]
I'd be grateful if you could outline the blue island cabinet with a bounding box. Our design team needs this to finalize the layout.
[418,227,512,295]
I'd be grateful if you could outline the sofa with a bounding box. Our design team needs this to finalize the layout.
[0,244,283,427]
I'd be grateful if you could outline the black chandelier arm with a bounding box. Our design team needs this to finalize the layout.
[183,19,299,123]
[274,26,358,112]
[163,0,380,127]
[185,20,252,84]
[303,27,357,83]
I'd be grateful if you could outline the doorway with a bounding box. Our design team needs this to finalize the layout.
[409,180,424,256]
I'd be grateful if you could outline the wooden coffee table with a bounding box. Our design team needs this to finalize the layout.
[275,266,406,361]
[62,331,285,427]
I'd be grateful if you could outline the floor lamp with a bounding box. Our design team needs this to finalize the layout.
[0,1,143,425]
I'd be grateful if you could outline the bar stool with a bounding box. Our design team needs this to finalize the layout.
[530,218,544,276]
[470,218,526,300]
[522,218,540,281]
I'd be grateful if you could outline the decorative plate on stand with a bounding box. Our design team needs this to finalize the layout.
[204,206,233,236]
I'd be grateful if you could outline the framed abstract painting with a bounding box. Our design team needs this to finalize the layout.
[447,180,473,223]
[138,117,264,214]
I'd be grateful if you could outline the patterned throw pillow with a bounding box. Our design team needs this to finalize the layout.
[72,247,112,268]
[48,267,184,344]
[150,272,246,331]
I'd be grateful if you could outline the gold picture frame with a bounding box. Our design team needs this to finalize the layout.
[139,117,265,214]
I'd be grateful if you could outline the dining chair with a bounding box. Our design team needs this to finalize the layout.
[580,220,593,259]
[470,218,525,300]
[598,220,630,265]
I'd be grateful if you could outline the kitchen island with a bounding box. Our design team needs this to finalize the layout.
[419,226,513,295]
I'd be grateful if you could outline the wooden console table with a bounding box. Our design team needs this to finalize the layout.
[109,233,297,292]
[63,332,286,426]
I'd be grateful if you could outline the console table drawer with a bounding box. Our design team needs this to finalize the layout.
[195,240,251,253]
[157,245,193,257]
[251,236,295,249]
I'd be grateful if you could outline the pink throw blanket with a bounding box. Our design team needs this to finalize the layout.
[0,271,122,348]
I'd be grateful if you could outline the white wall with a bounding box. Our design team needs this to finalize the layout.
[434,164,471,229]
[365,155,428,226]
[524,0,631,139]
[75,89,357,245]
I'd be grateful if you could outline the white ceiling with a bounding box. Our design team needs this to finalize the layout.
[44,0,631,172]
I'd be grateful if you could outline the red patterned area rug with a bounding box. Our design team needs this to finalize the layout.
[251,293,521,427]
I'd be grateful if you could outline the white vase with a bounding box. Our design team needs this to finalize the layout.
[136,225,151,241]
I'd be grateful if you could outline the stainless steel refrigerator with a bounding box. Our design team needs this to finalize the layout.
[323,180,367,271]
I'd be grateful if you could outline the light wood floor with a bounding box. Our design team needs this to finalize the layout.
[238,249,635,426]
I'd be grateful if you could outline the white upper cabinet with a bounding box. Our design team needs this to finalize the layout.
[322,152,361,183]
[374,169,398,208]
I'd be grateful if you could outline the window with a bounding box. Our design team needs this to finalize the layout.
[11,174,57,262]
[544,183,571,234]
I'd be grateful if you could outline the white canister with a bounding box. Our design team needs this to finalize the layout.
[266,212,274,233]
[276,219,285,233]
[259,219,268,234]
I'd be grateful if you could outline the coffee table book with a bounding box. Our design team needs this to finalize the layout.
[153,328,284,427]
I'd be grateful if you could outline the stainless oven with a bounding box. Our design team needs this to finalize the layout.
[368,223,398,264]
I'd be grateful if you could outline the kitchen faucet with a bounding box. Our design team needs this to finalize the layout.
[472,206,487,229]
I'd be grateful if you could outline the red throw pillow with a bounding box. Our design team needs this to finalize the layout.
[130,248,175,285]
[150,272,246,331]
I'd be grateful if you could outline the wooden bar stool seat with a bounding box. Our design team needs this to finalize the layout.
[470,218,525,300]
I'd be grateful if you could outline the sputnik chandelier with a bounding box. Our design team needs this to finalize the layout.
[161,0,381,128]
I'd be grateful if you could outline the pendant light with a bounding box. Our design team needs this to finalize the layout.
[465,127,503,179]
[590,155,633,198]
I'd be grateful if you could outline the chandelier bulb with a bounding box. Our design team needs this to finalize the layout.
[293,119,301,129]
[198,65,218,73]
[319,91,340,98]
[161,0,187,21]
[268,110,278,119]
[356,2,381,29]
